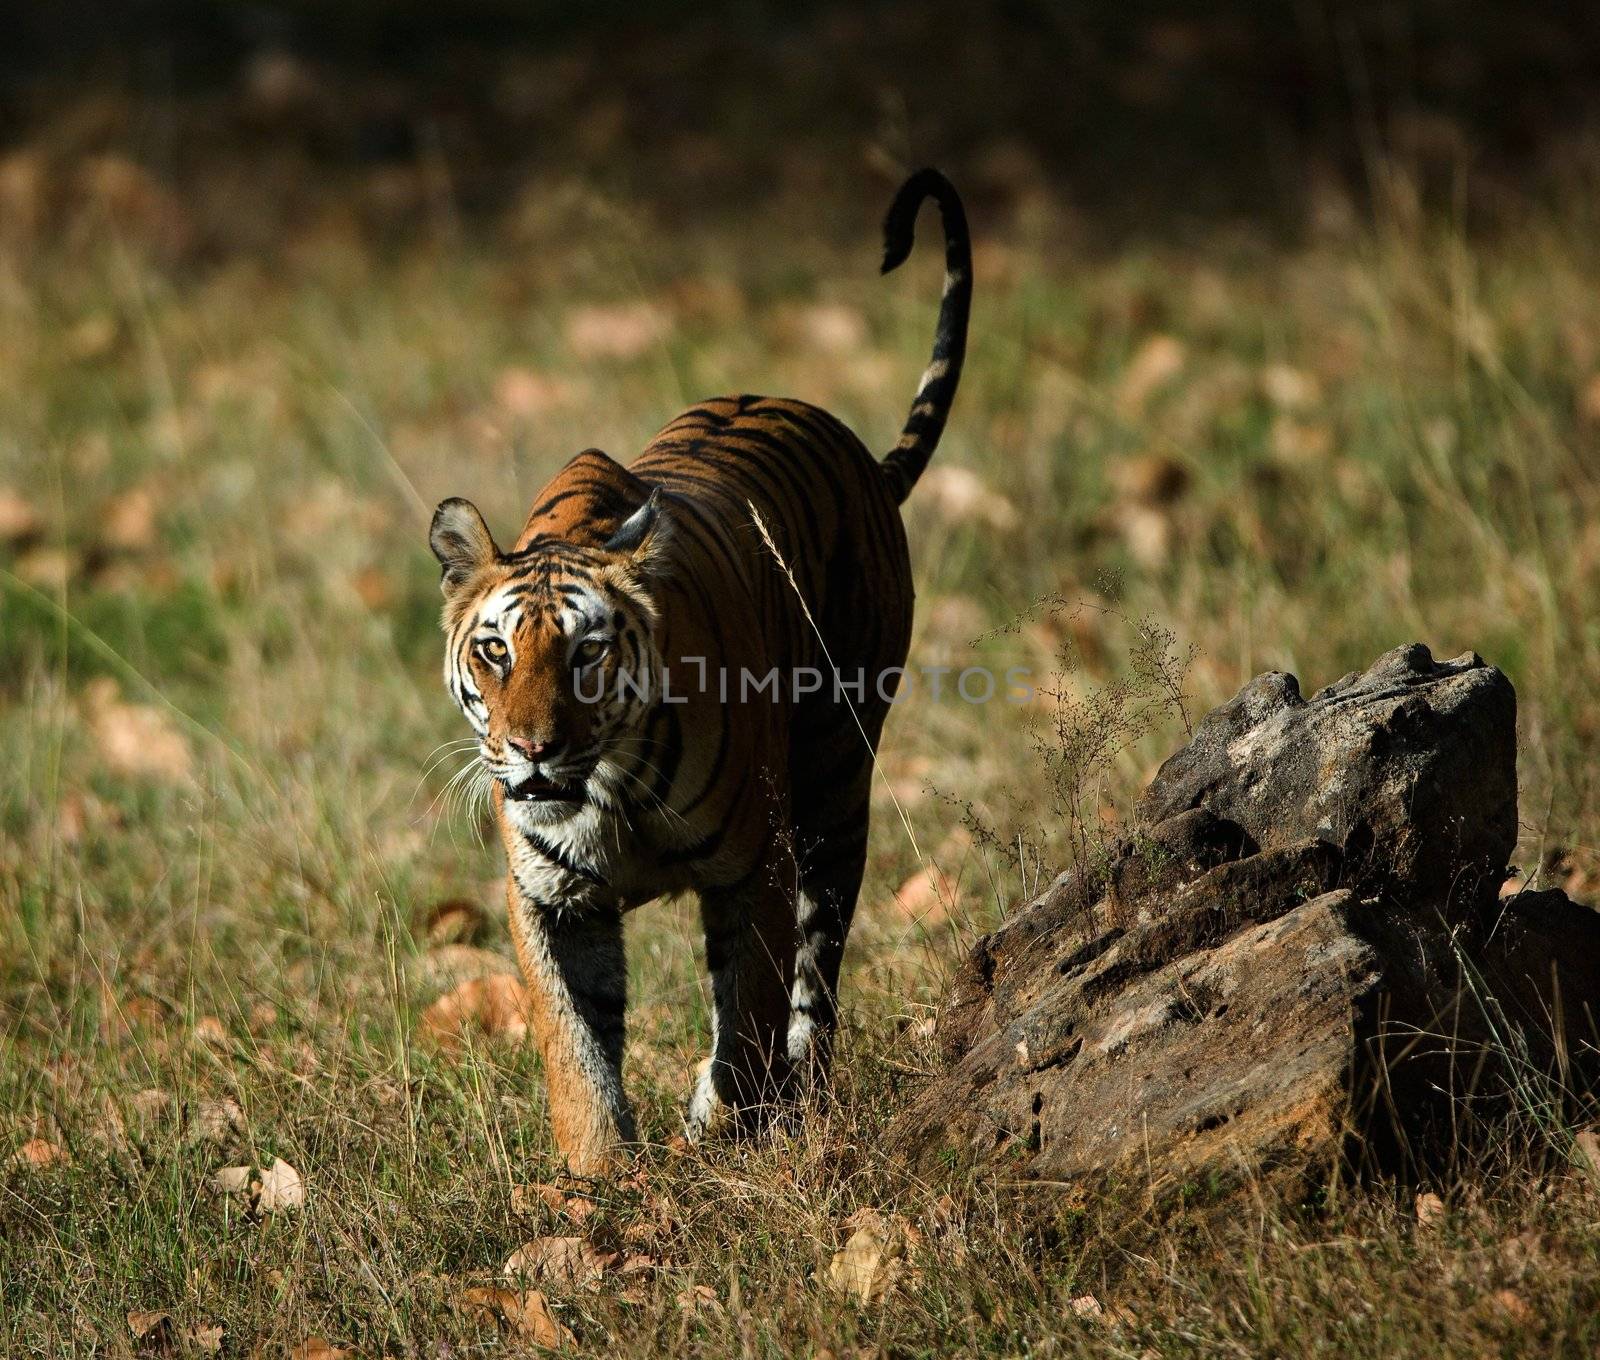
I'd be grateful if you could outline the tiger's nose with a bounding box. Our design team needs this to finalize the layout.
[507,734,561,761]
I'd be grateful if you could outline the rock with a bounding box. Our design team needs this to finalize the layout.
[1139,645,1517,906]
[894,645,1599,1202]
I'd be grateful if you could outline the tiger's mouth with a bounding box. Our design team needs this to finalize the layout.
[502,772,585,804]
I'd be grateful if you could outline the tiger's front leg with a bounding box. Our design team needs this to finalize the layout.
[505,884,634,1175]
[686,860,799,1140]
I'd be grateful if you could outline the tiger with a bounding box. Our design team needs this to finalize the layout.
[427,168,970,1174]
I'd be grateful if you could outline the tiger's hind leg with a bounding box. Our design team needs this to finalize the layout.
[786,745,875,1077]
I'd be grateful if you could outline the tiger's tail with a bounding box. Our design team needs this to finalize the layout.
[878,168,972,504]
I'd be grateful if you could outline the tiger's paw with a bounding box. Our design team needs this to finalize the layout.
[683,1058,733,1143]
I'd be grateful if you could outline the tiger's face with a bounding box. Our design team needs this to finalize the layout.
[429,493,670,826]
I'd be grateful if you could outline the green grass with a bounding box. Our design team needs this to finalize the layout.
[3,117,1600,1355]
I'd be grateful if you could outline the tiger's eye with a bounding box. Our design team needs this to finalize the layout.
[478,637,509,665]
[573,638,608,667]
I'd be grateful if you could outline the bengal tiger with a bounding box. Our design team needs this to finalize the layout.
[428,169,970,1173]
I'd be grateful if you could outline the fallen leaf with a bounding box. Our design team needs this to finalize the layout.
[102,486,159,553]
[917,465,1019,531]
[11,1138,70,1170]
[68,313,119,361]
[289,1338,356,1360]
[1414,1191,1446,1227]
[890,864,957,926]
[211,1157,303,1213]
[187,1322,225,1354]
[1270,416,1334,465]
[350,565,393,611]
[511,1181,596,1224]
[258,1157,305,1211]
[494,367,578,417]
[16,546,75,589]
[420,974,531,1049]
[419,943,520,992]
[1487,1288,1533,1324]
[826,1209,906,1304]
[1573,1128,1600,1187]
[0,486,40,545]
[675,1283,722,1316]
[191,1015,228,1047]
[792,302,867,354]
[186,1097,244,1146]
[211,1165,254,1195]
[83,677,193,783]
[1117,334,1185,415]
[565,302,666,361]
[127,1310,175,1353]
[457,1286,573,1346]
[1108,454,1189,506]
[1261,362,1321,410]
[1107,501,1174,569]
[424,898,489,947]
[504,1235,613,1290]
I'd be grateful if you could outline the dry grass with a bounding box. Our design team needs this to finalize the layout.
[3,73,1600,1354]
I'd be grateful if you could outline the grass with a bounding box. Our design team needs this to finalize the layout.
[3,75,1600,1355]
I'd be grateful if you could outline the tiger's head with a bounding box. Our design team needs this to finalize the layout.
[428,479,672,825]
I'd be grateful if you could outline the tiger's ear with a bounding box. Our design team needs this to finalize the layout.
[603,489,672,580]
[430,498,500,597]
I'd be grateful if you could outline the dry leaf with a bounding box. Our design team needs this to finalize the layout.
[1070,1294,1104,1320]
[511,1182,596,1224]
[1573,1128,1600,1187]
[11,1138,70,1170]
[494,367,578,417]
[17,546,74,589]
[826,1209,906,1304]
[187,1322,225,1354]
[1117,334,1185,414]
[350,565,393,611]
[504,1235,612,1290]
[457,1286,573,1346]
[186,1097,244,1146]
[211,1165,254,1195]
[0,486,39,544]
[675,1283,722,1316]
[289,1338,356,1360]
[420,974,531,1049]
[890,864,957,926]
[565,303,666,361]
[1108,454,1190,506]
[1487,1288,1533,1324]
[68,313,119,361]
[1261,362,1322,410]
[424,898,488,947]
[102,487,159,552]
[191,1015,227,1047]
[793,302,867,354]
[127,1310,176,1354]
[258,1157,305,1211]
[1414,1191,1446,1226]
[84,678,193,783]
[419,943,520,992]
[211,1157,303,1213]
[917,465,1019,531]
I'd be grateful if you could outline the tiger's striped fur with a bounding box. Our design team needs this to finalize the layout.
[428,169,971,1173]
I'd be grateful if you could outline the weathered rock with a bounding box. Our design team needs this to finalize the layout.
[1140,645,1517,906]
[894,645,1599,1201]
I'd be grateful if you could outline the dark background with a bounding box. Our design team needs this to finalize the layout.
[7,1,1600,246]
